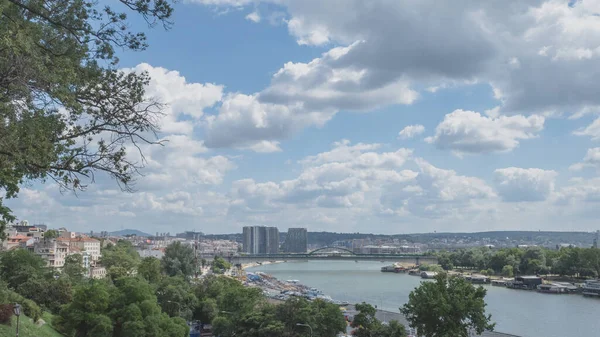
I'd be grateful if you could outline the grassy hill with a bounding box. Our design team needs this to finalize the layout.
[0,313,63,337]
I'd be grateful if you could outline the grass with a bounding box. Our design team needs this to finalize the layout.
[0,313,64,337]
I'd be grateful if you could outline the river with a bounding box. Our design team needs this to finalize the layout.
[246,261,600,337]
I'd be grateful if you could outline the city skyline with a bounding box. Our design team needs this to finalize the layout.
[5,1,600,234]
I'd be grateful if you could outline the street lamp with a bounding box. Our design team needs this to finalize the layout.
[13,303,21,337]
[166,300,181,317]
[296,323,313,337]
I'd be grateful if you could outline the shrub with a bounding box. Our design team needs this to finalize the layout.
[21,299,42,322]
[0,304,13,325]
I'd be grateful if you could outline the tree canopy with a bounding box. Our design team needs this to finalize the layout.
[161,241,196,278]
[401,273,495,337]
[0,0,176,240]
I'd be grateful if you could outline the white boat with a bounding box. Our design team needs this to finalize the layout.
[582,279,600,297]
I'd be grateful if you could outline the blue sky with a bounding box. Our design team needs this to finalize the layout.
[9,0,600,234]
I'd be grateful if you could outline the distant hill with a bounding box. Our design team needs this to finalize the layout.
[109,229,152,237]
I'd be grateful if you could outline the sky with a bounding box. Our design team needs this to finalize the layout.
[8,0,600,234]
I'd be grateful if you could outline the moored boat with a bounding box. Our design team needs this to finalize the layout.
[582,279,600,297]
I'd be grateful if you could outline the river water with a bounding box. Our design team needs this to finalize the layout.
[246,261,600,337]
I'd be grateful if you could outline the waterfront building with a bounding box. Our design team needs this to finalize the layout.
[243,226,279,254]
[284,228,307,253]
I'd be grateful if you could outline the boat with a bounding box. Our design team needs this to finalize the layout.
[420,271,438,279]
[408,269,420,276]
[466,275,489,284]
[381,265,397,272]
[537,283,567,294]
[381,264,409,273]
[491,279,507,286]
[582,279,600,297]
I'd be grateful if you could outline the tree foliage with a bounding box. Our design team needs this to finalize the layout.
[0,0,176,239]
[101,240,140,279]
[161,241,196,278]
[211,256,231,274]
[401,273,495,337]
[56,278,189,337]
[63,253,87,282]
[138,256,162,284]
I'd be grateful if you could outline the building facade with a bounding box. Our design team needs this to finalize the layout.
[243,226,279,254]
[284,228,308,253]
[33,238,70,267]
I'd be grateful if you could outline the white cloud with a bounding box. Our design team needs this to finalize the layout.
[398,125,425,139]
[192,0,600,120]
[245,11,261,23]
[128,63,223,135]
[426,110,544,154]
[239,140,282,153]
[569,148,600,171]
[574,117,600,140]
[494,167,558,202]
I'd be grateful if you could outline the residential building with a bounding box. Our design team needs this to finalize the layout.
[1,235,34,251]
[284,228,307,253]
[265,227,279,254]
[243,226,279,254]
[33,238,70,268]
[58,237,102,263]
[90,266,107,279]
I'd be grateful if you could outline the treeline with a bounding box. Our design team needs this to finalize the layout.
[436,246,600,277]
[0,240,412,337]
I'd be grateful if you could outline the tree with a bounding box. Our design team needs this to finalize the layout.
[502,265,514,278]
[351,302,381,337]
[211,256,232,274]
[379,320,408,337]
[162,242,196,278]
[44,229,59,239]
[0,249,46,288]
[138,257,162,284]
[0,0,176,240]
[155,276,197,320]
[401,273,495,337]
[101,240,140,278]
[63,253,87,282]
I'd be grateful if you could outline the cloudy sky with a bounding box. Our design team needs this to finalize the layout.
[8,0,600,234]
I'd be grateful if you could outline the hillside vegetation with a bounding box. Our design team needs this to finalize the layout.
[0,314,63,337]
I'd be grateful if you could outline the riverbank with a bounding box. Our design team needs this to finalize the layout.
[242,267,519,337]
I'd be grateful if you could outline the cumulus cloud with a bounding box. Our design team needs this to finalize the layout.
[494,167,558,202]
[574,118,600,140]
[425,110,544,155]
[128,63,223,135]
[398,125,425,139]
[192,0,600,120]
[569,148,600,171]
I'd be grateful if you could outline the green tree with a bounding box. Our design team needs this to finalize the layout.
[138,257,162,284]
[379,320,408,337]
[502,265,514,278]
[102,240,140,278]
[351,302,381,337]
[63,253,87,282]
[55,280,114,337]
[44,229,59,239]
[155,276,197,320]
[211,256,232,274]
[0,248,46,288]
[162,242,196,278]
[401,273,495,337]
[0,0,176,240]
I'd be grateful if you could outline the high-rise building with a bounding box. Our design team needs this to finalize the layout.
[265,227,280,254]
[284,228,307,253]
[242,226,279,254]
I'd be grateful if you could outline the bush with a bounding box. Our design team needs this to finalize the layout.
[21,299,42,322]
[0,304,13,325]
